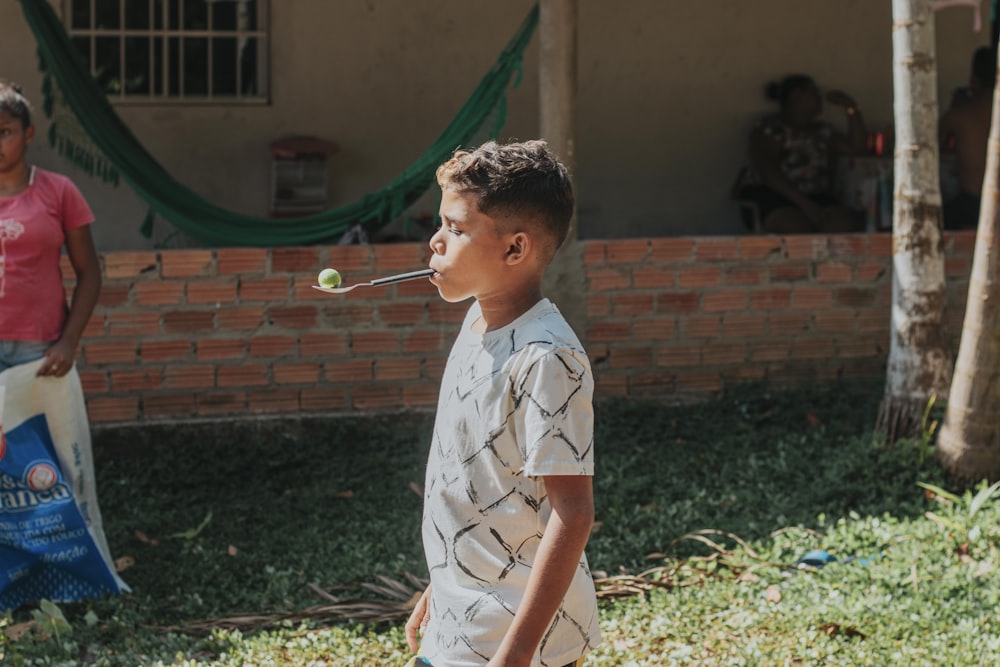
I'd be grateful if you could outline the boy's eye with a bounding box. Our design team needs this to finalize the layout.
[448,225,462,236]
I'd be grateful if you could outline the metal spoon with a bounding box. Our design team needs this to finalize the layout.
[312,268,436,294]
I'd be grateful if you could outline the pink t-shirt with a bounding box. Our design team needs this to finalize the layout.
[0,167,95,342]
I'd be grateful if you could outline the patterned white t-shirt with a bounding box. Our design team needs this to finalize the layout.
[420,298,601,667]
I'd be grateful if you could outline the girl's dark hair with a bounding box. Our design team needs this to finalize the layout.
[0,80,32,127]
[765,74,815,108]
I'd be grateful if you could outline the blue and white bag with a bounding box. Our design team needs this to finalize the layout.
[0,358,128,609]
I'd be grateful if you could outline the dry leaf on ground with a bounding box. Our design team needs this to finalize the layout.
[134,530,159,545]
[3,621,38,641]
[115,555,137,572]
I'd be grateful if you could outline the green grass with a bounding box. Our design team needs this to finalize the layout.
[3,380,999,665]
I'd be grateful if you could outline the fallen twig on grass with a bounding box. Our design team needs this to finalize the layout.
[161,572,430,635]
[165,531,802,635]
[592,529,798,600]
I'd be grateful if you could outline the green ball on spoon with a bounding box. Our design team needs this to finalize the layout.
[317,268,342,288]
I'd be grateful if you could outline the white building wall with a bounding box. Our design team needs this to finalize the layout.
[0,0,988,249]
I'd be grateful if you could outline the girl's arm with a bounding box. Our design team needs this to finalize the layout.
[487,475,595,667]
[38,225,101,377]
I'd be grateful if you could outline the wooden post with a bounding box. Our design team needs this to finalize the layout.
[539,0,585,337]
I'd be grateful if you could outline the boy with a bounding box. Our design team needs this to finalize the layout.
[405,140,600,667]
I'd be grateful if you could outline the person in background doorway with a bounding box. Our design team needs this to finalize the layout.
[940,46,996,230]
[738,74,868,234]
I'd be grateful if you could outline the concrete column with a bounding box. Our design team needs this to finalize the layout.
[538,0,585,338]
[539,0,578,223]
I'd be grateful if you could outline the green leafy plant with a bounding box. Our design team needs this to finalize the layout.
[171,510,214,541]
[30,600,71,640]
[918,478,1000,559]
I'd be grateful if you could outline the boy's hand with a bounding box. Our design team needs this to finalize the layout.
[405,585,432,652]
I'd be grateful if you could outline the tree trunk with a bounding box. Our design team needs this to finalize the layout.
[935,49,1000,483]
[876,0,953,443]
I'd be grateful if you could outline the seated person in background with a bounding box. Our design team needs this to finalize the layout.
[737,74,867,233]
[940,46,995,230]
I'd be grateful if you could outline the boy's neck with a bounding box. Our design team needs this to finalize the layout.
[474,284,544,334]
[0,162,32,197]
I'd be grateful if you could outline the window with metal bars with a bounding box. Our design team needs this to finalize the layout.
[64,0,269,103]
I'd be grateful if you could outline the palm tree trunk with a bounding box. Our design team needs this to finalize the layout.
[876,0,953,443]
[935,48,1000,483]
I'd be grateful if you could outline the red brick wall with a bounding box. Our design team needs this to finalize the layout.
[584,233,973,398]
[69,232,975,423]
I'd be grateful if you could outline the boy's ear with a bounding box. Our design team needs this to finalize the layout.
[25,124,35,143]
[504,231,531,265]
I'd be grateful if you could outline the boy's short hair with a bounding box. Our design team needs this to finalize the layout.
[436,139,574,263]
[0,80,32,128]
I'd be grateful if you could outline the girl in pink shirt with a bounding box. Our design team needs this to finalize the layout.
[0,81,101,375]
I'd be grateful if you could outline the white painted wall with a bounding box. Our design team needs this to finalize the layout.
[0,1,988,249]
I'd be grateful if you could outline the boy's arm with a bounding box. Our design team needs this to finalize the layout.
[487,475,595,667]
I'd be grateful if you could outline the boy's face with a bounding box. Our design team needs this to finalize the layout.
[0,111,33,175]
[428,189,514,303]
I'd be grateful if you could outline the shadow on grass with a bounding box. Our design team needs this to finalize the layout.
[86,379,941,629]
[587,379,942,571]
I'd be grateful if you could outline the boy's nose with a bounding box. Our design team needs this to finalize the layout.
[428,229,445,254]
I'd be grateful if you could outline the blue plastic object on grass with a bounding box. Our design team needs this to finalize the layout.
[796,549,838,568]
[795,549,882,569]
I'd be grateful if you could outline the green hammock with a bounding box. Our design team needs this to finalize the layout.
[20,0,538,247]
